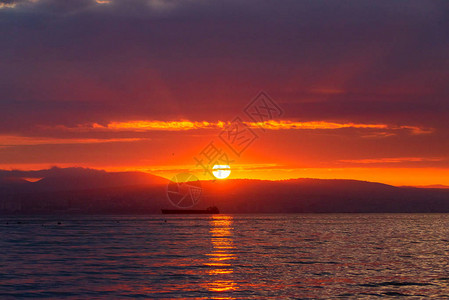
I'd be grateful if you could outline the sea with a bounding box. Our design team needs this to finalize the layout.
[1,214,449,299]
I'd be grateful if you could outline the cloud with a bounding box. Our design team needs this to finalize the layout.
[398,126,435,135]
[0,0,448,178]
[246,121,388,130]
[0,0,16,9]
[0,0,93,12]
[48,119,432,135]
[339,157,444,164]
[0,0,203,14]
[1,0,448,129]
[0,135,149,146]
[94,120,225,131]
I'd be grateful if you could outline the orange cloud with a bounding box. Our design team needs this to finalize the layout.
[97,120,226,131]
[0,2,16,9]
[0,135,148,146]
[398,126,435,135]
[339,157,444,164]
[246,120,388,130]
[53,119,431,133]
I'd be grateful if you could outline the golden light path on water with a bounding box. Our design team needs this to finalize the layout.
[205,215,237,297]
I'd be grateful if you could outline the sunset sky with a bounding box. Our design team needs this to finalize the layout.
[1,0,448,186]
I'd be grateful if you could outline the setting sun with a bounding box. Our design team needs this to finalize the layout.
[212,165,231,179]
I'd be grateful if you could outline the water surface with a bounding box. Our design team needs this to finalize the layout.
[2,214,449,298]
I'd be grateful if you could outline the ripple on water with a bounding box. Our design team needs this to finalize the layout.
[2,214,449,298]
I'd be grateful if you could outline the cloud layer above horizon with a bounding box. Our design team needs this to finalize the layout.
[1,0,449,184]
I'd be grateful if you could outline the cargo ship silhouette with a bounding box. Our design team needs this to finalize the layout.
[161,206,219,214]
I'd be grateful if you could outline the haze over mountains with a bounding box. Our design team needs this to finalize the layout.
[1,167,449,214]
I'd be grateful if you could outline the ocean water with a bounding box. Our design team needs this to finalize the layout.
[1,214,449,299]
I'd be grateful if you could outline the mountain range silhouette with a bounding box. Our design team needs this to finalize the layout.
[1,167,449,214]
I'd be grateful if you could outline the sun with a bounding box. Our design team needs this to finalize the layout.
[212,165,231,179]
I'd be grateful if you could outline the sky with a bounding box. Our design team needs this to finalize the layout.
[0,0,448,186]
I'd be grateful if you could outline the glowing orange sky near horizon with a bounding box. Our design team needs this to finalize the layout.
[1,159,448,188]
[0,118,448,187]
[4,164,449,187]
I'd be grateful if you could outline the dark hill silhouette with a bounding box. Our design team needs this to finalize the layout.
[201,179,449,213]
[0,176,32,193]
[0,168,169,214]
[1,168,449,214]
[0,176,31,186]
[32,167,168,192]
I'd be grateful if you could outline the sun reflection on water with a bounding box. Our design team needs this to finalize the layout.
[205,215,237,295]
